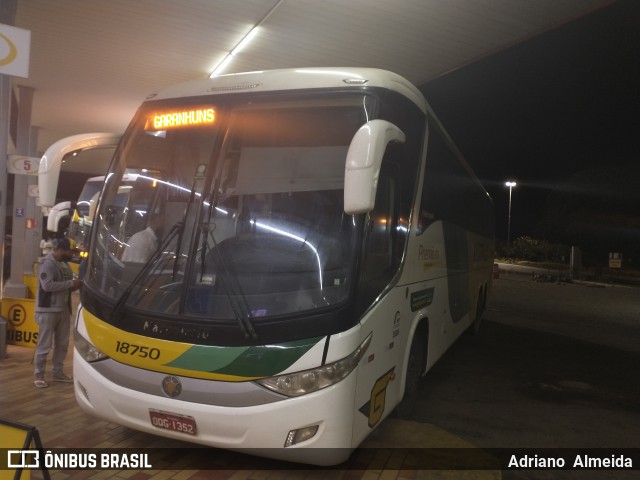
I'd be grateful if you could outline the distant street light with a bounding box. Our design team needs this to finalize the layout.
[505,181,517,246]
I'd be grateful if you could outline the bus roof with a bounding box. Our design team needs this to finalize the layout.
[147,68,428,114]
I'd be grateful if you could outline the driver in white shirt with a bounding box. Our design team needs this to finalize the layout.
[122,214,164,263]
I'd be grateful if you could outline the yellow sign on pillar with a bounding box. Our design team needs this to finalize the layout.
[2,297,38,348]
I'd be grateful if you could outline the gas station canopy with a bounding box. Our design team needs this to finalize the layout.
[14,0,612,157]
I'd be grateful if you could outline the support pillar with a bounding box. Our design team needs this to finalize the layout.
[28,125,42,264]
[0,0,17,295]
[21,89,41,274]
[4,86,35,298]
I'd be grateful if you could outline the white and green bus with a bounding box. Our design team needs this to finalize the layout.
[73,68,494,465]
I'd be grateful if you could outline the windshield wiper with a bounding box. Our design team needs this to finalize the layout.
[172,179,201,281]
[199,221,258,341]
[110,221,183,322]
[197,163,258,341]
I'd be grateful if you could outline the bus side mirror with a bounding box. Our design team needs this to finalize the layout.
[344,120,405,214]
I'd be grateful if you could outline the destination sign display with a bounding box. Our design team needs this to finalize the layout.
[147,106,215,130]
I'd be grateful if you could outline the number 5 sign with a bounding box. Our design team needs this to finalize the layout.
[7,154,41,175]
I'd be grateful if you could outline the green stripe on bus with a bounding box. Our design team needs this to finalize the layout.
[166,336,324,377]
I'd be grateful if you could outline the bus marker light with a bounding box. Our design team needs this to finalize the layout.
[284,425,319,447]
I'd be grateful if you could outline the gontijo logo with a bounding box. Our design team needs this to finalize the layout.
[0,33,18,66]
[0,24,31,79]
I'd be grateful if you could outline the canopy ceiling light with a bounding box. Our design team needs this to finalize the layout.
[209,0,283,78]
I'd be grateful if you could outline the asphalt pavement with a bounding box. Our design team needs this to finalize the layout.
[408,272,640,479]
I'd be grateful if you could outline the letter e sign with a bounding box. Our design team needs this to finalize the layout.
[9,304,27,327]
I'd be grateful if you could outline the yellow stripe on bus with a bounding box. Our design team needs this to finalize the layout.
[83,309,262,381]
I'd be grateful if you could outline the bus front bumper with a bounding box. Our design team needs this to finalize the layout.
[73,351,356,466]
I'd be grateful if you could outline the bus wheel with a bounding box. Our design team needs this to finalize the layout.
[394,328,426,419]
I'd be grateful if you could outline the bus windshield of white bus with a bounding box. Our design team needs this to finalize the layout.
[86,94,372,327]
[69,173,140,257]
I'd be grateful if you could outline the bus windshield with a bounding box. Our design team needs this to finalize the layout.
[86,94,370,325]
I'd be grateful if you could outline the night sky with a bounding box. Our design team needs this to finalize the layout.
[419,0,640,245]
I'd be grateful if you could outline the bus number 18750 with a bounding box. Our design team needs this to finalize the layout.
[115,341,161,360]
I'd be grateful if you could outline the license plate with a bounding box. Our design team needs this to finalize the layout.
[149,409,197,436]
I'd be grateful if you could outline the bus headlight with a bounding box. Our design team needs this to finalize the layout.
[256,333,371,397]
[74,329,109,362]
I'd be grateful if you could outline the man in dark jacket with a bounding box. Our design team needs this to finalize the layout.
[33,238,82,388]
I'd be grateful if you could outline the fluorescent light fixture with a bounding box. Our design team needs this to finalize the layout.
[208,0,283,78]
[210,54,234,78]
[209,26,260,78]
[232,26,260,56]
